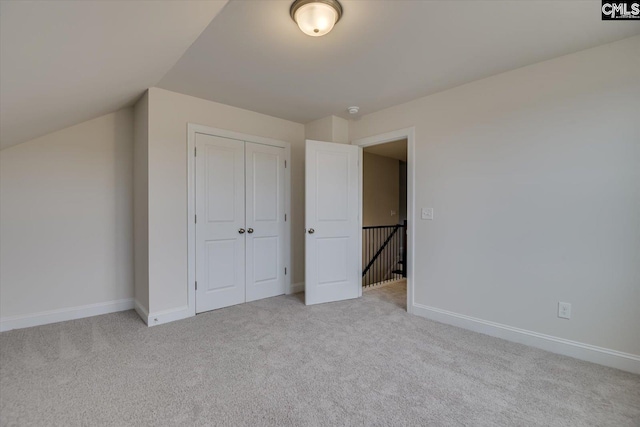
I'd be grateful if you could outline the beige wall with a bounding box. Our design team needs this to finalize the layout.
[147,88,305,313]
[0,108,134,318]
[331,116,349,144]
[304,116,333,142]
[363,152,400,226]
[350,36,640,356]
[133,92,149,313]
[305,115,349,144]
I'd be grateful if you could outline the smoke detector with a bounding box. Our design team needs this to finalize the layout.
[347,106,359,115]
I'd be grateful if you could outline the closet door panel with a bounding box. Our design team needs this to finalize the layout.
[245,142,286,302]
[195,133,245,313]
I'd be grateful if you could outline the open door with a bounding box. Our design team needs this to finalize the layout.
[305,140,361,305]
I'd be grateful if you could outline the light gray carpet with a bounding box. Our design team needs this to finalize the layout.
[1,282,639,426]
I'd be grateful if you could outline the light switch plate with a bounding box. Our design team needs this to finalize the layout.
[421,208,434,220]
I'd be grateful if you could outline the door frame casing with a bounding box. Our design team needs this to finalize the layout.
[187,123,292,317]
[352,127,416,314]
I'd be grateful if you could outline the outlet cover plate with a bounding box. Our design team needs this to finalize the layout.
[558,302,571,319]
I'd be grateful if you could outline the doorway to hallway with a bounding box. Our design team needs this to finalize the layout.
[361,139,408,293]
[363,279,407,311]
[354,128,415,313]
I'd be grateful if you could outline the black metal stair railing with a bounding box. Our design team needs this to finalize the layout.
[362,221,406,287]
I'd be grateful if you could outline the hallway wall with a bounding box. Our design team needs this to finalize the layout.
[363,152,400,227]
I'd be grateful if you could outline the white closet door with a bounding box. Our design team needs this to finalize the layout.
[305,139,361,305]
[245,142,286,302]
[195,133,245,313]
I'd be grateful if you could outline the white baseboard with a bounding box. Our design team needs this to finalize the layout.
[144,305,192,327]
[288,282,304,295]
[134,300,149,325]
[412,303,640,374]
[0,298,134,332]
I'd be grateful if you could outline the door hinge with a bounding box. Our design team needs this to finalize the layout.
[195,214,197,224]
[195,281,198,291]
[285,214,287,221]
[194,147,197,157]
[285,267,287,275]
[284,160,287,168]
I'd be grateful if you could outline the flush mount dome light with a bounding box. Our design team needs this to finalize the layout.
[290,0,343,37]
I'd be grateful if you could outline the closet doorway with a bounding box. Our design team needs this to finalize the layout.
[187,125,291,314]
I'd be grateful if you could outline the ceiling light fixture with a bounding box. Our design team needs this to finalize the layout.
[290,0,343,37]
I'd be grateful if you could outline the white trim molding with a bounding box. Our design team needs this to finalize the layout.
[134,300,150,326]
[0,298,134,332]
[144,305,191,327]
[412,303,640,374]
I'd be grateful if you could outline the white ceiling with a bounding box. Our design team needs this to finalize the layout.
[0,0,228,149]
[364,139,407,162]
[159,0,640,124]
[2,1,638,150]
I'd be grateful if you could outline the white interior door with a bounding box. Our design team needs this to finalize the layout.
[195,133,246,313]
[305,139,361,305]
[245,142,286,302]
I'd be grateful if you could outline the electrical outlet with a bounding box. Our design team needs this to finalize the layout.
[558,302,571,319]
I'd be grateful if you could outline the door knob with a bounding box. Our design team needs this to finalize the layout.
[238,228,245,234]
[308,228,315,234]
[247,228,254,234]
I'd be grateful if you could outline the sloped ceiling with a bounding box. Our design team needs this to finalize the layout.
[158,0,640,124]
[0,0,228,149]
[2,1,639,150]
